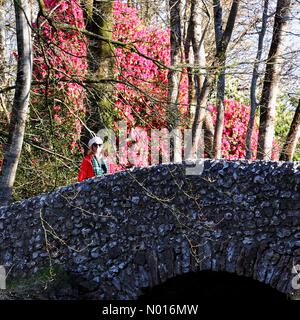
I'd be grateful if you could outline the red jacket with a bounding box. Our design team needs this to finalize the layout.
[78,154,94,182]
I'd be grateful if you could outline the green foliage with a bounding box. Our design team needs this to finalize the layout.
[226,77,251,105]
[7,264,70,299]
[2,1,299,203]
[275,96,300,161]
[12,144,80,202]
[210,74,251,106]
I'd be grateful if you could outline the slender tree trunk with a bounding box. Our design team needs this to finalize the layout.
[245,0,268,159]
[168,0,183,130]
[184,0,194,124]
[0,0,5,85]
[191,0,239,159]
[191,74,214,155]
[184,0,193,121]
[178,0,207,160]
[185,0,206,127]
[257,0,292,160]
[192,1,213,157]
[0,0,32,206]
[212,0,224,159]
[81,0,114,152]
[280,98,300,161]
[204,111,214,157]
[213,0,240,159]
[188,2,213,157]
[0,0,9,122]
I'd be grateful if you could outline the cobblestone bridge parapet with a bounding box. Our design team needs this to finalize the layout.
[0,160,300,299]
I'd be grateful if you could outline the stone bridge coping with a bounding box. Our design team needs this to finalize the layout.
[1,159,300,209]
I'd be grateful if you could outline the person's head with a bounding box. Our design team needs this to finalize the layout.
[88,136,104,156]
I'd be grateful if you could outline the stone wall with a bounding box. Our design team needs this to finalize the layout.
[0,160,300,299]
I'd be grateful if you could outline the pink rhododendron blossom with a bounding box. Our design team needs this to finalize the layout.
[32,0,87,152]
[32,1,278,167]
[209,100,278,160]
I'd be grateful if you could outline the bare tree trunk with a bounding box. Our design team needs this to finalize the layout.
[0,0,32,206]
[193,2,206,102]
[189,2,213,156]
[81,0,114,152]
[212,0,224,159]
[213,0,240,159]
[257,0,292,160]
[0,0,9,122]
[189,0,239,158]
[280,98,300,161]
[189,1,213,157]
[168,0,183,129]
[204,110,214,157]
[184,0,194,124]
[0,1,5,84]
[245,0,269,159]
[191,73,214,156]
[185,0,207,127]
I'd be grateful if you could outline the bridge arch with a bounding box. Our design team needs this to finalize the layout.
[0,160,299,299]
[137,270,288,301]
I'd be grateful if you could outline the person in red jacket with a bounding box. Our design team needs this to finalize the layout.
[78,136,109,182]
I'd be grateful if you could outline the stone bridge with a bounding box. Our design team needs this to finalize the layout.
[0,160,300,300]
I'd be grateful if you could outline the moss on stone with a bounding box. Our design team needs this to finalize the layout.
[6,265,72,299]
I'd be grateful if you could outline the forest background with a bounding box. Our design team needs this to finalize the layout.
[0,0,300,205]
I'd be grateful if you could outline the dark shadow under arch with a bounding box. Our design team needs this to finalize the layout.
[137,271,288,302]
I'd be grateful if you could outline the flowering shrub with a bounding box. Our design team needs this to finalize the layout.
[32,0,189,161]
[113,2,169,129]
[112,1,188,167]
[209,100,279,160]
[32,0,87,153]
[31,1,278,169]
